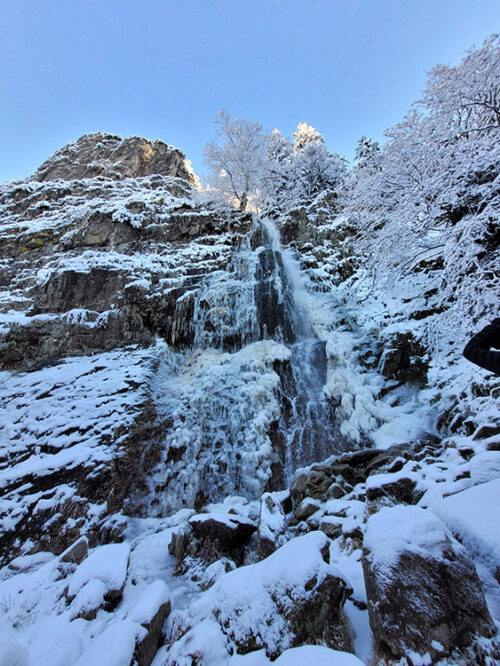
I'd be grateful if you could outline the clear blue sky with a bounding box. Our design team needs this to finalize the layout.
[0,0,498,182]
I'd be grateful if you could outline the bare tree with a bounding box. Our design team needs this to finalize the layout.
[204,109,268,210]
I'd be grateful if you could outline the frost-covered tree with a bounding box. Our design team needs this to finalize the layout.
[423,34,500,136]
[347,34,500,342]
[292,122,324,150]
[204,109,269,210]
[262,123,346,213]
[294,140,346,200]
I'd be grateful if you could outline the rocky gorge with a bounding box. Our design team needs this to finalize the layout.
[0,131,499,666]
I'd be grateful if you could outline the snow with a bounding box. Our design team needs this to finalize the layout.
[127,580,170,625]
[1,44,499,665]
[470,452,500,485]
[67,542,130,599]
[74,618,140,666]
[228,645,364,665]
[431,479,500,579]
[364,505,458,570]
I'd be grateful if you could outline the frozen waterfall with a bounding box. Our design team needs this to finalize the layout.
[147,217,342,514]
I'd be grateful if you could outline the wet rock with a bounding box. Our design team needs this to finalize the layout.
[362,505,495,664]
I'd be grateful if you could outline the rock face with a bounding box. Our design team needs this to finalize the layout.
[362,505,496,664]
[0,135,257,565]
[33,132,195,183]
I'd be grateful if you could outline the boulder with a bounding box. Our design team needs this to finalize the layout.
[188,512,257,552]
[294,497,322,522]
[362,505,495,664]
[128,580,172,666]
[469,451,500,485]
[431,478,500,590]
[169,512,257,572]
[67,542,130,610]
[290,469,332,506]
[200,557,237,590]
[365,471,422,509]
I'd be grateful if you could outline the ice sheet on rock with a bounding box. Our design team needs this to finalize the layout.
[147,340,291,513]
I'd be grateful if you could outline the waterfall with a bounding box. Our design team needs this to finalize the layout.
[257,218,339,481]
[147,216,343,515]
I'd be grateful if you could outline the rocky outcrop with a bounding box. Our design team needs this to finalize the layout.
[362,505,496,664]
[33,132,195,183]
[166,531,354,663]
[169,511,257,571]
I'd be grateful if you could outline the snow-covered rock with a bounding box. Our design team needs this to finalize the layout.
[228,645,364,665]
[166,531,354,663]
[256,491,289,558]
[33,132,195,183]
[432,479,500,588]
[362,505,495,664]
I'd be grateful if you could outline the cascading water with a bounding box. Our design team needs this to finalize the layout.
[147,216,343,515]
[257,219,339,480]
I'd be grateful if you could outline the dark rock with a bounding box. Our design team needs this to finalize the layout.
[378,332,428,384]
[319,518,343,539]
[189,513,257,552]
[290,469,332,506]
[473,423,500,440]
[294,498,321,522]
[366,473,422,507]
[363,506,496,664]
[128,580,172,666]
[326,482,345,499]
[59,536,88,564]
